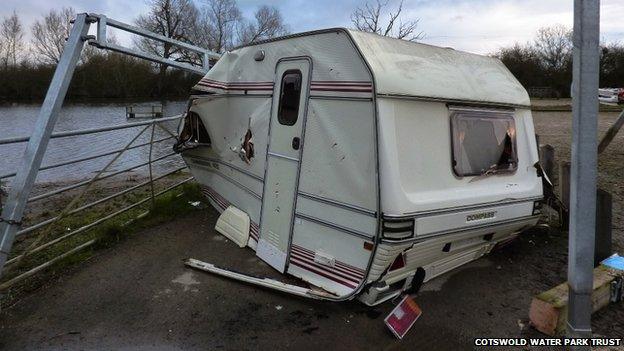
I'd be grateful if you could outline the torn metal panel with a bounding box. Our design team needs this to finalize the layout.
[185,258,334,299]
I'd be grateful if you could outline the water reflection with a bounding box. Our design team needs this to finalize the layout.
[0,101,187,185]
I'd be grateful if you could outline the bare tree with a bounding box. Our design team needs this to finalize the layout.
[135,0,200,61]
[1,11,24,67]
[197,0,242,53]
[0,33,4,67]
[136,0,201,95]
[31,7,75,64]
[351,0,423,41]
[237,5,288,45]
[534,24,572,71]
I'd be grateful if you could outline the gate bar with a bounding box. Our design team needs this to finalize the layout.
[88,13,220,75]
[0,14,92,277]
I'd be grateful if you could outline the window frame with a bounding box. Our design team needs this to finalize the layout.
[276,69,303,126]
[449,108,519,178]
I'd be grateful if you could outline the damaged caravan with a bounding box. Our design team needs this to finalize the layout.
[174,28,544,305]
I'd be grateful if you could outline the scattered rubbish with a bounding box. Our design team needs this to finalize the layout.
[384,295,422,339]
[601,254,624,271]
[517,319,525,330]
[275,305,283,310]
[188,201,201,207]
[496,265,502,270]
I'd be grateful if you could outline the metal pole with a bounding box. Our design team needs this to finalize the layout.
[567,0,600,339]
[0,14,92,277]
[148,124,156,206]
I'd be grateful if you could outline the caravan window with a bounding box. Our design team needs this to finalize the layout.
[277,70,302,126]
[450,109,518,177]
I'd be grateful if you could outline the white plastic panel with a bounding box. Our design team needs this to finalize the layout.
[215,206,251,247]
[377,99,542,215]
[295,196,376,237]
[413,201,534,238]
[298,99,377,211]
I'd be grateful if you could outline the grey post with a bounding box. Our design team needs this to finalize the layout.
[539,144,555,181]
[567,0,600,340]
[0,14,92,277]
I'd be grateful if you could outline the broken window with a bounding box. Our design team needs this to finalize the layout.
[174,111,211,152]
[450,109,518,177]
[277,70,302,126]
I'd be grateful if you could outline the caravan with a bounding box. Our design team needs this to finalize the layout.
[175,28,544,305]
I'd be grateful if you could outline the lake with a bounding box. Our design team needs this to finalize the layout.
[0,101,187,186]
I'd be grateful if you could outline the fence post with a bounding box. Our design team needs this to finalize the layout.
[540,144,555,181]
[594,189,612,266]
[559,161,571,229]
[0,14,92,278]
[148,124,156,207]
[567,0,600,340]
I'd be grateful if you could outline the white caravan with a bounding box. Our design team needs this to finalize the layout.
[175,28,544,305]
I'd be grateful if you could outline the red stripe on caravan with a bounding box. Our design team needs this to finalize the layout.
[310,87,372,93]
[311,80,372,85]
[289,252,362,283]
[289,247,364,279]
[289,259,357,289]
[202,187,229,210]
[196,82,274,91]
[202,190,227,210]
[291,245,365,274]
[202,78,274,86]
[291,245,366,275]
[205,187,229,204]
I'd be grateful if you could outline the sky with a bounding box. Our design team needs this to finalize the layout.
[1,0,622,55]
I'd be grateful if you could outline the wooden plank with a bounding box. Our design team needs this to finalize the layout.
[539,144,555,181]
[598,109,624,154]
[529,266,622,336]
[595,189,613,266]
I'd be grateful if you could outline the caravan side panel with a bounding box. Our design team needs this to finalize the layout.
[288,98,378,297]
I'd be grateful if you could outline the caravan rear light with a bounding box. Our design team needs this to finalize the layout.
[389,253,406,271]
[382,218,415,240]
[532,201,543,215]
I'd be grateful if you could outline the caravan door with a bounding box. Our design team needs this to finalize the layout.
[257,58,310,272]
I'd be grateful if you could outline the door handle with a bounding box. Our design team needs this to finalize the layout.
[292,137,300,150]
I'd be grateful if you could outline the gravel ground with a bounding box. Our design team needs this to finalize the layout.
[0,205,622,350]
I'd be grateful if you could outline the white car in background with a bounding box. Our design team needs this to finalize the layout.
[599,88,624,104]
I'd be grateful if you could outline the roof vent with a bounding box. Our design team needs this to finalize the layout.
[254,50,265,61]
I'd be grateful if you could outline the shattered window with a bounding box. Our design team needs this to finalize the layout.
[450,109,518,177]
[277,70,302,126]
[179,112,211,145]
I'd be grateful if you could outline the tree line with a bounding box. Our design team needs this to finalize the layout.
[1,0,622,102]
[0,0,289,101]
[495,24,624,98]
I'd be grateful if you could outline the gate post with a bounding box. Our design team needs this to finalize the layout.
[0,14,92,277]
[567,0,600,340]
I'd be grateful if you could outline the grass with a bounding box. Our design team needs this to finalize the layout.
[0,180,204,307]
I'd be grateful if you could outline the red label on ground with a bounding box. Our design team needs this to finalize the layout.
[384,295,422,339]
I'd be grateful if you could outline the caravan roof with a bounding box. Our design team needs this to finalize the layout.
[197,28,530,108]
[346,30,530,107]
